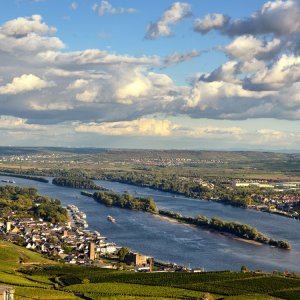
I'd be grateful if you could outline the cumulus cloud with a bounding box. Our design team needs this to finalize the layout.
[245,54,300,90]
[0,116,44,130]
[67,79,89,90]
[224,35,282,61]
[194,13,229,34]
[145,2,192,39]
[195,0,300,37]
[0,74,54,95]
[76,118,177,136]
[163,49,200,66]
[92,1,137,16]
[76,89,99,103]
[0,15,56,37]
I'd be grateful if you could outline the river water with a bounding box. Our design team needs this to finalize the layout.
[1,175,299,272]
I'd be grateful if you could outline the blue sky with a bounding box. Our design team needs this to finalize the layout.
[0,0,300,150]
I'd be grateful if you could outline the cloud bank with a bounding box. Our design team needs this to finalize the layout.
[0,3,300,148]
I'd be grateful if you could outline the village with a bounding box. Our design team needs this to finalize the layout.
[0,204,158,272]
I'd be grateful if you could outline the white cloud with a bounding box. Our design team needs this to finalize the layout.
[116,75,151,103]
[247,54,300,90]
[70,2,78,11]
[67,79,89,90]
[146,2,192,39]
[0,74,54,95]
[163,49,200,66]
[0,15,56,37]
[194,14,229,34]
[76,118,176,136]
[76,89,99,102]
[92,1,136,16]
[75,118,247,140]
[224,35,282,61]
[0,116,43,130]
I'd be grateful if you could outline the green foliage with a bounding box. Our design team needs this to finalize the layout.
[64,282,205,299]
[0,172,49,182]
[0,185,68,223]
[15,287,79,299]
[118,247,130,262]
[52,176,104,190]
[271,288,300,300]
[93,191,158,213]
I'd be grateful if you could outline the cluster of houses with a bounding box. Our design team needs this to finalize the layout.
[0,205,156,272]
[0,215,119,267]
[253,193,300,217]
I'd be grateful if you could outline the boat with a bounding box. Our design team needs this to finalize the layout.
[107,215,116,223]
[1,179,15,184]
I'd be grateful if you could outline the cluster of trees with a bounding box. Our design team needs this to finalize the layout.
[93,191,158,213]
[0,172,49,183]
[159,210,291,249]
[52,177,104,190]
[0,185,68,223]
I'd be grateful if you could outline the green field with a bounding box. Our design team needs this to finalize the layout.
[1,240,300,299]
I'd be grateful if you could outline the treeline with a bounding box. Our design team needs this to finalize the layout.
[0,172,49,183]
[52,177,105,190]
[159,210,291,250]
[0,185,68,223]
[93,191,158,213]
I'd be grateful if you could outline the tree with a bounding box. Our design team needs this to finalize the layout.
[241,265,249,273]
[118,247,130,262]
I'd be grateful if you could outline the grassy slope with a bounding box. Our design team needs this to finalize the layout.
[0,240,79,299]
[1,240,300,299]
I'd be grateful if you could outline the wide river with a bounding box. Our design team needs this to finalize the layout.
[1,175,300,272]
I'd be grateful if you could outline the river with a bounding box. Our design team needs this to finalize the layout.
[1,175,299,272]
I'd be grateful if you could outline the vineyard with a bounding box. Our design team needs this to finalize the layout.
[1,240,300,299]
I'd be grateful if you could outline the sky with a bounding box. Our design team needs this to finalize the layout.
[0,0,300,150]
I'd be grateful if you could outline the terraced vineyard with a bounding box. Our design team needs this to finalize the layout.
[1,240,300,299]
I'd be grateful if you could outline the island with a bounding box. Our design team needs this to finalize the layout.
[93,191,158,214]
[52,176,105,190]
[159,210,291,250]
